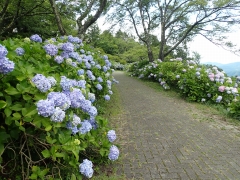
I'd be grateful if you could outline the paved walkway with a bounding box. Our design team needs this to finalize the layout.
[112,71,240,180]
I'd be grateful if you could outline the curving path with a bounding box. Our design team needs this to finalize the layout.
[112,71,240,180]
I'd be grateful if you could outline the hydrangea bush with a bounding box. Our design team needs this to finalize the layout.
[129,58,240,119]
[0,35,119,179]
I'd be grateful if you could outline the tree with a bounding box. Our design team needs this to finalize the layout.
[0,0,76,39]
[74,0,109,39]
[108,0,240,61]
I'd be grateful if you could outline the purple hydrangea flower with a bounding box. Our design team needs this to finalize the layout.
[107,130,116,142]
[88,93,95,103]
[72,114,81,126]
[54,56,64,64]
[104,95,110,101]
[36,99,55,117]
[97,77,103,83]
[69,88,86,108]
[0,57,15,74]
[68,35,82,44]
[88,106,97,117]
[78,69,84,75]
[80,49,85,54]
[76,80,86,88]
[30,34,42,43]
[108,145,119,161]
[96,84,102,90]
[47,76,57,86]
[79,159,94,178]
[32,74,51,92]
[79,120,92,134]
[50,107,65,122]
[95,64,101,69]
[85,62,91,69]
[60,76,73,91]
[15,47,25,56]
[43,44,58,56]
[216,96,222,103]
[103,66,108,72]
[47,92,71,110]
[0,45,8,58]
[61,42,74,52]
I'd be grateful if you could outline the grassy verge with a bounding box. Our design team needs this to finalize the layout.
[92,84,126,180]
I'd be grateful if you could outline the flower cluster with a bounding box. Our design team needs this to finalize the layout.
[43,44,58,56]
[107,130,116,142]
[32,74,56,92]
[30,34,42,43]
[0,45,15,74]
[79,159,94,178]
[15,47,25,56]
[108,145,120,161]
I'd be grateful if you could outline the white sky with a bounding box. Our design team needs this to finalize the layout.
[188,32,240,64]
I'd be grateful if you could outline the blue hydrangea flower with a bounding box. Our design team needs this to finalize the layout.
[88,93,95,103]
[97,77,103,83]
[103,55,108,60]
[88,118,98,129]
[78,69,84,75]
[47,92,71,110]
[0,57,15,74]
[88,106,98,117]
[103,66,108,72]
[36,99,55,117]
[95,64,101,69]
[15,47,25,56]
[72,114,81,126]
[60,76,73,91]
[96,84,102,90]
[69,52,81,60]
[43,44,58,56]
[54,56,64,64]
[79,159,94,178]
[104,95,110,101]
[108,90,113,95]
[85,62,91,69]
[32,74,51,92]
[66,121,79,134]
[216,96,222,103]
[61,42,74,52]
[80,49,85,54]
[79,120,92,134]
[108,145,119,161]
[50,107,65,122]
[69,88,86,108]
[107,130,116,142]
[76,80,86,88]
[47,76,57,86]
[0,45,8,58]
[60,51,69,59]
[30,34,42,43]
[68,35,82,44]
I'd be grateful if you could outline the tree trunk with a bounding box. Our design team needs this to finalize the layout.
[159,22,165,61]
[77,0,107,39]
[49,0,66,36]
[146,43,154,62]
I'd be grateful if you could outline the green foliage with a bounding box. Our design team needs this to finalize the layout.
[129,58,240,120]
[0,36,119,179]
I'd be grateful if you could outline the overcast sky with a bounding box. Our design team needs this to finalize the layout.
[188,32,240,64]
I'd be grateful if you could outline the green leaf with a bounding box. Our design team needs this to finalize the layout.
[39,168,49,177]
[19,126,25,132]
[71,174,77,180]
[55,152,65,158]
[13,112,21,120]
[25,107,37,117]
[45,125,52,131]
[5,86,20,95]
[41,149,51,158]
[72,150,79,161]
[10,103,23,111]
[0,100,7,109]
[29,174,38,180]
[16,75,26,81]
[5,96,12,106]
[0,92,3,96]
[4,108,12,117]
[32,165,39,172]
[23,94,32,100]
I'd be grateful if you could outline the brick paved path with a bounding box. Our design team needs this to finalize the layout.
[113,71,240,180]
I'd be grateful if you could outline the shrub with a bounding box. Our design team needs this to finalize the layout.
[0,35,119,179]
